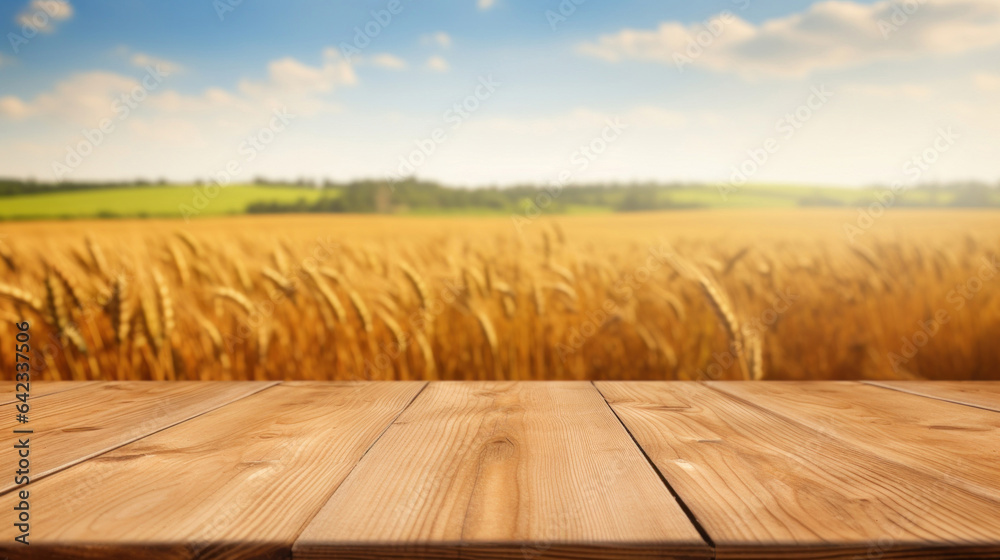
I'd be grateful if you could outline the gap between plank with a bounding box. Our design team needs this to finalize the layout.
[0,381,96,407]
[287,381,430,552]
[591,381,717,558]
[0,381,282,497]
[702,381,1000,505]
[862,381,1000,414]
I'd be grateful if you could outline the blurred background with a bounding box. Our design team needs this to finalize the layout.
[0,0,998,382]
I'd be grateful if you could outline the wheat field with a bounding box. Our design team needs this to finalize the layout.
[1,210,998,382]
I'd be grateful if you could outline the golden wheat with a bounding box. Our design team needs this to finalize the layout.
[0,210,997,382]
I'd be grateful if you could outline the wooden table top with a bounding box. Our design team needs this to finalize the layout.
[1,381,998,559]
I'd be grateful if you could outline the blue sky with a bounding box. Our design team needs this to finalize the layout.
[1,0,998,187]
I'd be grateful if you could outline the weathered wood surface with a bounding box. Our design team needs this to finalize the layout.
[1,381,998,559]
[0,380,94,405]
[295,381,710,559]
[0,381,275,495]
[711,381,1000,501]
[596,381,1000,559]
[0,382,424,560]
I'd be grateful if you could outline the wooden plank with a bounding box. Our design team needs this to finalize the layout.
[0,381,275,495]
[597,381,1000,560]
[865,381,1000,413]
[711,381,1000,501]
[294,381,710,560]
[0,381,425,560]
[0,380,95,405]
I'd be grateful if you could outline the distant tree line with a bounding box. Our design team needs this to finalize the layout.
[244,179,704,214]
[0,178,170,196]
[2,176,997,213]
[796,181,1000,208]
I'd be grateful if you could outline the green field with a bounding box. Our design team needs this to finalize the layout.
[0,182,993,220]
[0,185,325,220]
[659,184,951,208]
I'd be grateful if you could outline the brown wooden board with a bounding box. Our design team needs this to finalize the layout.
[0,381,95,405]
[596,381,1000,559]
[0,381,425,560]
[0,381,275,495]
[710,381,1000,501]
[866,381,1000,413]
[294,381,711,560]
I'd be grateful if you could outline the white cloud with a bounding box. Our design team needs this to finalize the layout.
[0,71,139,122]
[421,32,451,48]
[974,72,1000,92]
[236,48,356,114]
[113,46,182,74]
[0,48,357,125]
[129,52,182,75]
[0,48,361,181]
[477,0,495,10]
[426,55,450,72]
[578,0,1000,78]
[0,96,29,118]
[15,0,73,33]
[369,53,407,70]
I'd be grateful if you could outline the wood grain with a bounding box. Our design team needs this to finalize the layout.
[0,381,425,560]
[865,381,1000,413]
[294,381,710,560]
[597,381,1000,559]
[0,381,274,495]
[0,380,94,405]
[710,381,1000,501]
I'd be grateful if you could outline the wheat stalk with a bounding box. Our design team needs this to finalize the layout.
[696,270,751,380]
[376,308,406,351]
[85,236,110,279]
[107,273,131,346]
[152,268,174,341]
[262,266,296,300]
[0,283,44,315]
[168,241,190,287]
[473,307,499,373]
[44,272,87,354]
[0,240,14,273]
[346,287,373,333]
[176,231,203,257]
[399,262,428,311]
[306,268,346,323]
[213,287,254,315]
